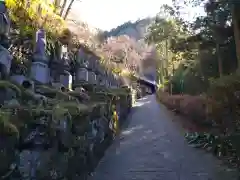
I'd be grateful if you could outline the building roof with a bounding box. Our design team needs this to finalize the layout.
[135,74,158,86]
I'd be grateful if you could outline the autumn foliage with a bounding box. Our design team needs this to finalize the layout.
[6,0,65,35]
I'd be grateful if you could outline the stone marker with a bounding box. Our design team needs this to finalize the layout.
[30,29,50,84]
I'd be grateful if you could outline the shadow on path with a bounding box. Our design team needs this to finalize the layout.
[89,95,239,180]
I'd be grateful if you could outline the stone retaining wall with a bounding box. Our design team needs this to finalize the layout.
[0,81,132,180]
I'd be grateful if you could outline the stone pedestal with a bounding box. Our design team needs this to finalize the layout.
[31,29,50,84]
[88,71,96,84]
[60,70,72,90]
[10,74,27,84]
[76,67,88,82]
[99,77,105,86]
[10,75,34,90]
[51,82,65,91]
[0,45,12,76]
[105,80,109,87]
[31,61,50,84]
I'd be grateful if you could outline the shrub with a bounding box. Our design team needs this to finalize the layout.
[180,95,209,124]
[157,74,240,131]
[207,74,240,133]
[157,90,210,125]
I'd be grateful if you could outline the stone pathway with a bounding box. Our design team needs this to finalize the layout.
[89,95,239,180]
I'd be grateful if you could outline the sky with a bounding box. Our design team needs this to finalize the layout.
[71,0,205,31]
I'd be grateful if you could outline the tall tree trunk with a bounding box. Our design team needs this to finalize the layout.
[216,43,223,77]
[60,0,68,17]
[157,59,164,85]
[63,0,75,20]
[165,39,169,77]
[213,12,223,77]
[170,62,175,95]
[232,3,240,71]
[53,0,61,14]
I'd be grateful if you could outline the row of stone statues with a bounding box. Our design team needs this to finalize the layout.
[0,28,121,90]
[0,0,121,90]
[0,2,133,179]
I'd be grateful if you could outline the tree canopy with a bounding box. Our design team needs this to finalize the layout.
[6,0,65,36]
[146,0,240,94]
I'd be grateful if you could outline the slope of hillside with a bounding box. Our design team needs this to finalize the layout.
[104,18,154,41]
[104,18,157,83]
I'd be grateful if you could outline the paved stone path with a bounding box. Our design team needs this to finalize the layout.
[89,95,239,180]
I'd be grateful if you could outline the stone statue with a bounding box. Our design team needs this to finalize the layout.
[0,0,12,81]
[30,29,50,84]
[0,44,12,79]
[60,46,69,65]
[0,0,10,49]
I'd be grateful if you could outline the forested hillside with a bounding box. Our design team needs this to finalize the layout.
[101,18,157,81]
[104,18,153,41]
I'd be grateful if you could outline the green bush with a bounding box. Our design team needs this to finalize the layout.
[207,74,240,132]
